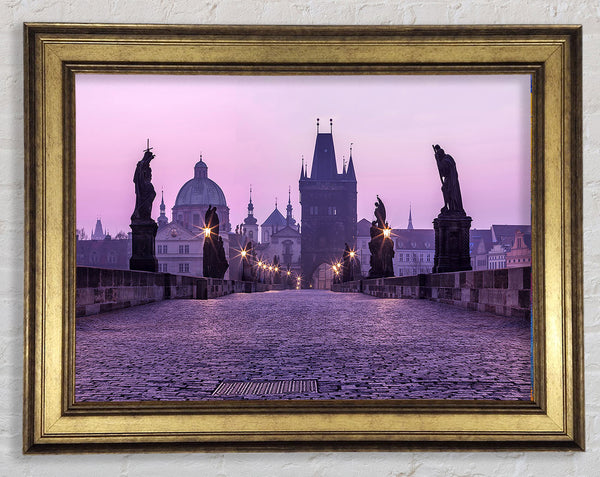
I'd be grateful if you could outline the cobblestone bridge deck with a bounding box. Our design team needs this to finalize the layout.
[75,290,531,402]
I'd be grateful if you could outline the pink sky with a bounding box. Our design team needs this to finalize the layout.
[76,74,531,236]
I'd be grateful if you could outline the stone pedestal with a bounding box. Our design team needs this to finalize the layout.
[433,215,472,273]
[129,221,158,272]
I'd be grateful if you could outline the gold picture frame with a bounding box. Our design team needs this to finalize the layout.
[23,23,583,452]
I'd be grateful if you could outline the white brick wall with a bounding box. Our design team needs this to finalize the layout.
[1,1,598,475]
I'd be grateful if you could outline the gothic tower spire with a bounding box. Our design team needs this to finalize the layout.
[407,203,414,230]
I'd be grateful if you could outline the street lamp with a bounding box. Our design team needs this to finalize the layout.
[203,227,211,237]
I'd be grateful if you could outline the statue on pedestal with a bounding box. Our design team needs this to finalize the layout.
[368,196,395,278]
[431,144,472,273]
[203,205,229,279]
[129,140,158,272]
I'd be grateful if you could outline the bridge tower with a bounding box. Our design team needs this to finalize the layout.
[299,119,357,288]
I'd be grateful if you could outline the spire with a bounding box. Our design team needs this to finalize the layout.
[342,155,346,174]
[310,119,338,179]
[330,118,333,133]
[243,185,257,226]
[157,190,168,227]
[346,143,356,180]
[91,218,106,240]
[286,186,293,226]
[316,118,320,134]
[407,203,414,230]
[300,155,305,180]
[247,185,254,215]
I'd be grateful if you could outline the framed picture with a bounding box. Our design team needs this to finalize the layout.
[24,24,583,452]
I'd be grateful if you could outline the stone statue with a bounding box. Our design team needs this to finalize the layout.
[433,144,465,216]
[374,195,386,229]
[203,204,229,278]
[368,197,394,278]
[129,142,158,272]
[131,148,156,222]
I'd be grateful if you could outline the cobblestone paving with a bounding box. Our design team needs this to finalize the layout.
[75,290,531,401]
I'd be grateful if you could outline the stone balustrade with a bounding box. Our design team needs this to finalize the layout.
[76,266,264,317]
[332,267,531,318]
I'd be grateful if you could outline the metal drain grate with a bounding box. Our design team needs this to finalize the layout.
[212,379,318,396]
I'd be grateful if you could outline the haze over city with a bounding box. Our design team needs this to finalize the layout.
[76,74,531,236]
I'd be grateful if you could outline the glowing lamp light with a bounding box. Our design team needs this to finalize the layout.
[349,251,356,258]
[203,227,211,237]
[241,250,247,258]
[383,228,391,238]
[274,267,279,272]
[258,261,263,267]
[287,271,291,276]
[269,266,273,271]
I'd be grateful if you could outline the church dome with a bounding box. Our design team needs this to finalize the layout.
[174,158,227,207]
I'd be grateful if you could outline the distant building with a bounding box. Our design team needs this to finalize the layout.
[299,120,357,288]
[470,229,493,271]
[171,156,231,234]
[90,218,106,240]
[261,202,286,244]
[506,230,532,268]
[253,190,301,279]
[155,156,232,278]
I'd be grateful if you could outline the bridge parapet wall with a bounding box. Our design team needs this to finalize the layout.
[76,267,261,317]
[332,267,531,318]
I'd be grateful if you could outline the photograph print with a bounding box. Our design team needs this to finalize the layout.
[75,73,533,402]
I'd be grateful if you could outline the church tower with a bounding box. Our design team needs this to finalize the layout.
[285,186,296,228]
[157,191,168,228]
[242,186,258,244]
[299,119,357,287]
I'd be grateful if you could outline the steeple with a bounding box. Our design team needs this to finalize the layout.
[157,190,168,227]
[300,155,305,180]
[286,186,294,226]
[244,186,257,225]
[407,203,414,230]
[346,143,356,180]
[309,118,338,180]
[91,218,106,240]
[248,186,254,215]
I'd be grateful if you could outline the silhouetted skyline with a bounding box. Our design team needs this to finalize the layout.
[76,74,531,236]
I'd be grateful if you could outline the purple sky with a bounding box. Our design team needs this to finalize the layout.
[76,74,531,236]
